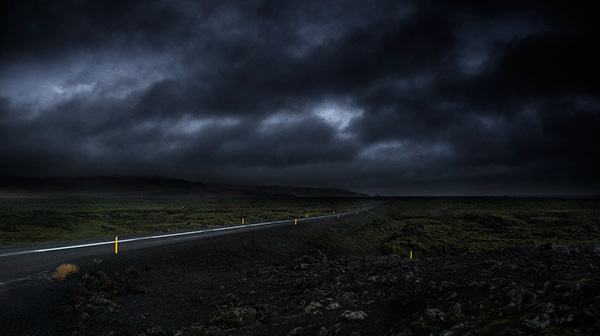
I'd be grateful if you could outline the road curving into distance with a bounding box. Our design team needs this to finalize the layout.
[0,202,383,288]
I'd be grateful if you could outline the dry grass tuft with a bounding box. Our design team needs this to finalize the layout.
[52,263,79,281]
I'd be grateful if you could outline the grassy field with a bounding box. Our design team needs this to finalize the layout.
[378,197,600,256]
[0,197,374,246]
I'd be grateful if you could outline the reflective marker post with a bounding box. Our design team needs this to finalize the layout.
[115,236,118,254]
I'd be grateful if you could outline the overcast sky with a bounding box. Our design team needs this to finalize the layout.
[1,0,598,195]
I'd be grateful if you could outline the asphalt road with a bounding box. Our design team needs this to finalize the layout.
[0,203,381,288]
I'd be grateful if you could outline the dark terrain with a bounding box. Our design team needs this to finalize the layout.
[1,198,599,335]
[0,176,368,198]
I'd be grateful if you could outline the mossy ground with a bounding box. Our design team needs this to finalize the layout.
[378,197,600,257]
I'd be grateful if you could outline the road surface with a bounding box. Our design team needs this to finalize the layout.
[0,203,381,288]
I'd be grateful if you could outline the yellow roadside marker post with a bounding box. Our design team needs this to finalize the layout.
[410,251,413,259]
[242,218,245,224]
[337,214,340,219]
[295,218,297,225]
[306,214,308,218]
[115,236,118,254]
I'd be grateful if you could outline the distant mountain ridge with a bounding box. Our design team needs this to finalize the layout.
[0,176,369,198]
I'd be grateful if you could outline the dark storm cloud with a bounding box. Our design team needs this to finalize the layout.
[1,0,598,195]
[1,0,189,62]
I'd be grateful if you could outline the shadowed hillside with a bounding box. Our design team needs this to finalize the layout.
[0,176,368,198]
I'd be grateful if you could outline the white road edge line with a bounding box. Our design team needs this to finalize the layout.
[0,205,378,258]
[0,276,32,286]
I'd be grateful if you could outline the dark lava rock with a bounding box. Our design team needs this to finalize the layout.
[207,307,257,329]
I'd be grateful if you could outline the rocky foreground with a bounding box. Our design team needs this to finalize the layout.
[67,239,600,335]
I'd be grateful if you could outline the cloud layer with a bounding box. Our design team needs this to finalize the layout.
[1,0,598,195]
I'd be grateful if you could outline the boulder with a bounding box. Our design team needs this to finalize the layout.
[341,310,367,321]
